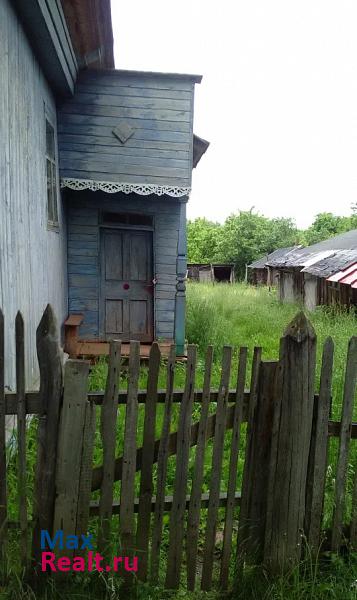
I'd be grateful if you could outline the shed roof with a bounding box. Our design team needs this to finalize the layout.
[266,229,357,274]
[248,246,301,269]
[327,262,357,287]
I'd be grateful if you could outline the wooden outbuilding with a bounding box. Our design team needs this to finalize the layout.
[247,247,299,286]
[266,230,357,310]
[187,263,235,283]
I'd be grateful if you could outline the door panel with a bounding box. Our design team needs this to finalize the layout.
[100,228,154,342]
[105,233,123,280]
[105,299,123,335]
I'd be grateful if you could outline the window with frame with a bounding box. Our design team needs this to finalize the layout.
[46,118,59,227]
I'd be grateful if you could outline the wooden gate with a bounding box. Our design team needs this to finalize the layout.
[0,306,356,590]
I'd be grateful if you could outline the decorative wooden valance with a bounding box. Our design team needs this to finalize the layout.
[60,178,191,198]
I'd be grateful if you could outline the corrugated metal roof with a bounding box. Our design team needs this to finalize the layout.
[248,246,300,269]
[326,262,357,286]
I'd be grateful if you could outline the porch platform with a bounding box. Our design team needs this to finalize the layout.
[75,340,175,359]
[64,314,180,359]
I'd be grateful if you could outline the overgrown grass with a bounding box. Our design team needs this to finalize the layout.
[186,282,356,417]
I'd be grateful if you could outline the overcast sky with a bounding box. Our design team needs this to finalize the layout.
[110,0,357,229]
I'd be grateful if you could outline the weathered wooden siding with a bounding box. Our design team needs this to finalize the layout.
[0,0,68,389]
[58,70,200,187]
[66,191,184,342]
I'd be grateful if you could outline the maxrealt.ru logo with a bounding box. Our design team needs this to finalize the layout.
[40,530,138,573]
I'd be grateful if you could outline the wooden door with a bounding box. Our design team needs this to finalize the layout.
[100,228,154,342]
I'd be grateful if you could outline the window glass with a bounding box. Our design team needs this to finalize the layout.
[45,117,58,227]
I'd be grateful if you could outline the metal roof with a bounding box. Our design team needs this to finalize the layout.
[266,230,357,274]
[248,246,301,269]
[327,262,357,287]
[301,249,357,277]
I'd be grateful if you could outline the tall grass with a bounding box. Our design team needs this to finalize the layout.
[186,282,356,418]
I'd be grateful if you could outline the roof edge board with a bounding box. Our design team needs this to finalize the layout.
[12,0,78,96]
[82,68,202,83]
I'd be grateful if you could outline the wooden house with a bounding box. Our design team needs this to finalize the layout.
[0,0,206,389]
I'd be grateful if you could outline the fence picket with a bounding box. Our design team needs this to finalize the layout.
[150,345,176,583]
[186,346,214,591]
[237,360,278,567]
[0,311,6,563]
[305,337,334,550]
[16,312,27,567]
[98,340,121,555]
[76,399,96,536]
[331,336,357,551]
[201,346,233,591]
[136,342,161,581]
[53,360,90,559]
[165,345,197,589]
[220,346,248,589]
[32,305,63,570]
[120,340,140,561]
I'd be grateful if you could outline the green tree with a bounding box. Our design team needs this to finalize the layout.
[187,218,221,263]
[215,211,300,279]
[305,213,353,245]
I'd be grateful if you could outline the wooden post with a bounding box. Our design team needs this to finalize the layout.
[175,201,187,356]
[53,359,90,558]
[32,305,63,570]
[63,314,84,359]
[264,312,316,573]
[237,360,278,566]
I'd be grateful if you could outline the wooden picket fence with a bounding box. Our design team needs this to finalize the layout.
[0,305,356,590]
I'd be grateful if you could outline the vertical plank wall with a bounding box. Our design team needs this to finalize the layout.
[67,191,184,343]
[0,0,67,389]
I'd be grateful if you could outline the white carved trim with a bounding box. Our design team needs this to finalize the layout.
[60,178,191,198]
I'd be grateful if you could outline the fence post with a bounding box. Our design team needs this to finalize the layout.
[32,305,63,570]
[53,359,92,558]
[264,312,316,573]
[237,359,278,565]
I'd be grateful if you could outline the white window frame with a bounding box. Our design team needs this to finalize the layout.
[45,109,59,230]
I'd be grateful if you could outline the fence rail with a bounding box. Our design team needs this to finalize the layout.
[0,306,356,591]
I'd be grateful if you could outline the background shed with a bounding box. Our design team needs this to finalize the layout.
[266,230,357,310]
[187,263,235,283]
